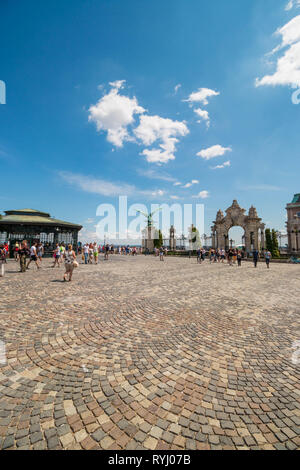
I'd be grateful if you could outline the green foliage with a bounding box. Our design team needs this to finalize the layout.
[154,229,163,248]
[265,229,272,252]
[191,226,202,249]
[265,228,280,258]
[271,229,280,258]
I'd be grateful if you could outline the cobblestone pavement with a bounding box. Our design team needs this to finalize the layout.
[0,255,299,450]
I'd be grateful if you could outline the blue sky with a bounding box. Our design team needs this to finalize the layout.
[0,0,299,243]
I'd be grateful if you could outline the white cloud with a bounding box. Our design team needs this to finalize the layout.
[192,191,209,199]
[137,168,177,182]
[184,88,220,105]
[256,15,300,88]
[197,145,232,160]
[183,87,219,127]
[194,108,210,127]
[285,0,300,11]
[170,195,180,200]
[59,171,136,196]
[174,84,182,94]
[134,115,189,164]
[151,189,165,197]
[182,180,199,188]
[59,171,169,199]
[88,80,145,147]
[211,160,231,170]
[174,182,181,186]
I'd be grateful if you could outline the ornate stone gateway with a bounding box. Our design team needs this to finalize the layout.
[211,200,265,254]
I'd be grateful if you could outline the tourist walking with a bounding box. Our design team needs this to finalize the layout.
[93,242,99,264]
[159,246,164,261]
[88,243,93,263]
[59,243,66,265]
[52,244,61,268]
[253,249,259,268]
[105,244,109,260]
[83,243,89,264]
[63,244,77,282]
[237,250,242,267]
[27,242,40,270]
[19,241,30,273]
[0,244,6,277]
[197,248,201,264]
[14,242,19,262]
[37,242,44,262]
[265,250,272,269]
[228,249,233,266]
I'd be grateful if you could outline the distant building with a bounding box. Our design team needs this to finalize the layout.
[286,194,300,254]
[0,208,82,256]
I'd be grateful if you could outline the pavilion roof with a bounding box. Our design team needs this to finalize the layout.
[0,209,82,229]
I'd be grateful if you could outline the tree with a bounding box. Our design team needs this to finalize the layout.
[271,229,280,258]
[265,229,272,252]
[154,229,163,249]
[191,226,202,249]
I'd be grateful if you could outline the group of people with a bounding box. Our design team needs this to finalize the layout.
[196,248,272,268]
[80,243,141,264]
[0,240,77,281]
[154,246,168,261]
[0,238,274,283]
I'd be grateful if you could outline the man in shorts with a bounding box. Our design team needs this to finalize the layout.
[26,242,40,270]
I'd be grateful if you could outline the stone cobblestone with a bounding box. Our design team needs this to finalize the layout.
[0,256,299,450]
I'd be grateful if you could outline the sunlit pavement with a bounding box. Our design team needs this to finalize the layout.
[0,255,299,450]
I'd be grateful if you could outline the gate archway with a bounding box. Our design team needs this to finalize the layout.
[211,200,265,254]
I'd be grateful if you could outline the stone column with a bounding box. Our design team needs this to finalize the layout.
[217,231,223,249]
[211,231,215,249]
[169,226,176,250]
[244,230,251,255]
[253,228,259,251]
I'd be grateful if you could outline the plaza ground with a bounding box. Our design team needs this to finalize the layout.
[0,255,299,450]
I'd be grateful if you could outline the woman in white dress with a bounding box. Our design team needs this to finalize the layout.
[63,244,76,282]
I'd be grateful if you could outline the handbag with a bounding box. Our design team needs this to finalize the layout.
[73,260,79,268]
